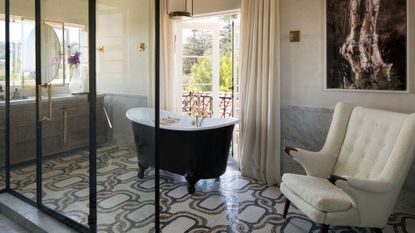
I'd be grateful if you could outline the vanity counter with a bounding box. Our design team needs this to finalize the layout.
[0,94,109,165]
[0,93,105,105]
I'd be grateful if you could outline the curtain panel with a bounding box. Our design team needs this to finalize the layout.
[238,0,281,185]
[159,0,178,111]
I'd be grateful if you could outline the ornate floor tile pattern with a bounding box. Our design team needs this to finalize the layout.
[1,145,414,233]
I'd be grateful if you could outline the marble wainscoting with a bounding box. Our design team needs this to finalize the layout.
[103,94,148,146]
[280,105,415,214]
[280,105,333,176]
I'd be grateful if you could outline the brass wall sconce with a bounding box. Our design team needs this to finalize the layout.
[138,43,145,52]
[97,46,105,53]
[289,31,300,42]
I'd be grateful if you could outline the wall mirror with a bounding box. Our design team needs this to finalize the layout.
[25,22,61,85]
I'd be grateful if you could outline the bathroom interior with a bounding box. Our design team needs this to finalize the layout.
[0,0,415,233]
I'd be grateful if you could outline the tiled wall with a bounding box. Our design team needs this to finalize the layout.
[280,105,415,214]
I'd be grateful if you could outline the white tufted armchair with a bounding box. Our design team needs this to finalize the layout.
[281,102,415,233]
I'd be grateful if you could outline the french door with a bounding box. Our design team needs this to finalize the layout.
[175,16,240,159]
[176,21,221,117]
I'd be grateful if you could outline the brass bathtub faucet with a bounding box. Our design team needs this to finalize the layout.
[190,91,210,127]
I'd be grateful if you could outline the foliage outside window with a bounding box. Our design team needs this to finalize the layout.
[181,15,239,93]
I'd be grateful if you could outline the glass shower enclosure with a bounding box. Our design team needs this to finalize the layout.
[0,0,159,232]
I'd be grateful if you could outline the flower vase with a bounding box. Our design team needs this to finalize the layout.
[69,67,84,94]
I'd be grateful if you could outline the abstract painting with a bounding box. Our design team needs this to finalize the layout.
[326,0,407,91]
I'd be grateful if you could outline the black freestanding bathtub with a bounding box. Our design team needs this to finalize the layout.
[126,108,238,194]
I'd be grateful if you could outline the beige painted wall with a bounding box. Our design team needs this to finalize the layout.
[280,0,415,113]
[96,0,151,96]
[193,0,241,16]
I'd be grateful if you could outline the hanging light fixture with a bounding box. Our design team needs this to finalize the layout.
[167,0,193,20]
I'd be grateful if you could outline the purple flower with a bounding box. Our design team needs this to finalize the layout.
[68,51,80,69]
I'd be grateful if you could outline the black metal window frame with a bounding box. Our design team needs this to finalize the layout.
[1,0,161,233]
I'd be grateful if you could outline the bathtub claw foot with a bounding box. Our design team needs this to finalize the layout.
[185,172,199,194]
[138,163,148,179]
[187,184,196,194]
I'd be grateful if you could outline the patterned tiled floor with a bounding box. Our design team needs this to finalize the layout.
[2,145,415,232]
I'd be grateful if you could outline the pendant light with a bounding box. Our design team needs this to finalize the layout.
[167,0,193,20]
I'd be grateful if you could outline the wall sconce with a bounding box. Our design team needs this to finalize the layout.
[289,31,300,42]
[97,46,105,53]
[138,43,145,52]
[167,0,193,20]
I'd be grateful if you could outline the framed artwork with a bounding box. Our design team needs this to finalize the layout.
[326,0,407,92]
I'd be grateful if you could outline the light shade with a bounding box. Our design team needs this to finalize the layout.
[167,0,193,20]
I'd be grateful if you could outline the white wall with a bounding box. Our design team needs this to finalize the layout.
[96,0,151,96]
[280,0,415,113]
[193,0,241,16]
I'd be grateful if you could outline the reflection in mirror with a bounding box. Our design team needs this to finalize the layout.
[25,23,61,84]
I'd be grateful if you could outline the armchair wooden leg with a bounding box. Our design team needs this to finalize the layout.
[283,199,291,219]
[320,224,329,233]
[373,228,382,233]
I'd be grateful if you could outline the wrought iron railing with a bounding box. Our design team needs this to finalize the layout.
[181,91,233,118]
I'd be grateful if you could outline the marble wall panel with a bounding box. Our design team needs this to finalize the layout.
[103,94,147,147]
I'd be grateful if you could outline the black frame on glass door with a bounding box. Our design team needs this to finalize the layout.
[155,0,161,231]
[4,0,11,194]
[88,0,97,231]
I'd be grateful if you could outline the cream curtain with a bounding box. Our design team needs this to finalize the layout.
[148,0,177,110]
[159,0,178,111]
[238,0,281,185]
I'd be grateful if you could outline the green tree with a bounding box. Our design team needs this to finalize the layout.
[185,49,212,92]
[219,15,237,55]
[182,30,212,76]
[184,49,232,93]
[220,54,232,92]
[218,15,237,92]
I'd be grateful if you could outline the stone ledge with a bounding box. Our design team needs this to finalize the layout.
[0,193,77,233]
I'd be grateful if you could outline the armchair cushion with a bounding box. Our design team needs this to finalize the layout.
[282,173,353,212]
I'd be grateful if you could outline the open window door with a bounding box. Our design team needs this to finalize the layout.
[176,21,221,117]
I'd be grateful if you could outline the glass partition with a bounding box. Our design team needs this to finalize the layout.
[0,0,159,232]
[40,0,91,228]
[96,0,156,231]
[9,0,37,201]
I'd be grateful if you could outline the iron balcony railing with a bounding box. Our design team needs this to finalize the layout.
[181,91,233,118]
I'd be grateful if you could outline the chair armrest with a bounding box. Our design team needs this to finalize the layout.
[333,175,393,193]
[328,174,347,184]
[335,177,396,223]
[284,146,337,178]
[284,146,298,155]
